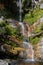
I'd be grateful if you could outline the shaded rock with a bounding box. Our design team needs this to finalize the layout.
[1,44,25,56]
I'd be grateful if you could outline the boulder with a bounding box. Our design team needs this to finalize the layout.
[1,44,25,56]
[34,38,43,60]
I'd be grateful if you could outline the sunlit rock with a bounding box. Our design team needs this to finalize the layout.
[40,3,43,9]
[19,22,31,38]
[34,38,43,60]
[23,41,34,60]
[0,16,4,23]
[1,44,25,55]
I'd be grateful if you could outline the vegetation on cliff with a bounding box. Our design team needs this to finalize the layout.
[24,9,43,25]
[0,0,43,60]
[0,20,24,55]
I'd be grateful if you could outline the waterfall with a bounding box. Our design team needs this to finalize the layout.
[23,40,34,61]
[19,0,22,22]
[19,0,34,61]
[19,22,24,36]
[0,16,4,23]
[19,22,34,61]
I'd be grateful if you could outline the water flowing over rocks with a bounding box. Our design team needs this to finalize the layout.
[0,15,43,62]
[23,41,34,61]
[19,22,31,38]
[0,16,4,23]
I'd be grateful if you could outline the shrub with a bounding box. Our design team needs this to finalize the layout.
[23,9,43,25]
[29,37,40,45]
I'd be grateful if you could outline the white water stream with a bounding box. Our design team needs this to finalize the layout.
[19,0,34,61]
[19,22,34,61]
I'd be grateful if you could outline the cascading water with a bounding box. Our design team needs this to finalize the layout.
[23,40,34,61]
[19,22,24,36]
[19,0,22,22]
[19,22,34,61]
[19,0,35,61]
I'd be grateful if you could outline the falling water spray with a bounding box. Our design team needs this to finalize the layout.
[19,0,35,61]
[19,0,22,22]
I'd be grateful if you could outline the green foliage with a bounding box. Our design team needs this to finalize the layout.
[34,27,41,33]
[41,23,43,30]
[0,20,8,34]
[24,9,43,25]
[33,23,43,33]
[0,0,19,19]
[5,25,16,35]
[0,20,23,47]
[22,0,32,9]
[4,39,17,47]
[0,8,10,18]
[29,37,40,45]
[34,26,41,33]
[0,0,32,20]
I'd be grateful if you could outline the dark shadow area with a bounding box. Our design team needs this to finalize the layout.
[0,0,19,21]
[0,51,19,59]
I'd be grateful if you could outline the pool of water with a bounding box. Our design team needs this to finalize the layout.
[17,62,43,65]
[10,60,43,65]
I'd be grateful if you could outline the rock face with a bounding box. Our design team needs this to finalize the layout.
[19,22,31,38]
[34,38,43,60]
[1,44,25,55]
[40,3,43,9]
[0,60,8,65]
